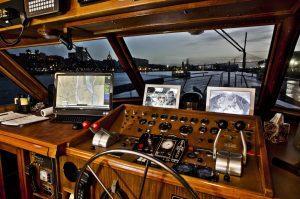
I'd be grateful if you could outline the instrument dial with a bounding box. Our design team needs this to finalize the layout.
[170,115,178,122]
[159,122,172,132]
[161,140,174,150]
[190,118,199,124]
[139,119,147,125]
[160,114,168,120]
[180,117,188,123]
[179,125,193,135]
[151,113,159,120]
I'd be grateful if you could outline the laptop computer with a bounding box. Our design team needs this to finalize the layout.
[52,72,113,123]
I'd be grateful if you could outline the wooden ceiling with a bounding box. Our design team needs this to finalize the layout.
[0,0,298,50]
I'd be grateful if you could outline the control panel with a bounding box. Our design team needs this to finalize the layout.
[61,104,271,198]
[24,0,69,18]
[26,153,58,198]
[104,104,258,182]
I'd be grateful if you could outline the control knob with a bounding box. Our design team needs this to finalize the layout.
[217,120,228,129]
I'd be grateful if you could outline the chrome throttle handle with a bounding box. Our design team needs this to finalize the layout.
[234,121,247,165]
[213,120,228,160]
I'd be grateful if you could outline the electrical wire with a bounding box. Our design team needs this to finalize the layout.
[0,25,24,46]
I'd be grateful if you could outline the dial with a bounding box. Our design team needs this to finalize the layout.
[170,115,178,121]
[179,125,193,135]
[139,119,147,125]
[160,114,168,120]
[161,140,174,150]
[190,118,199,124]
[159,122,172,132]
[180,117,188,123]
[151,113,159,120]
[201,118,209,125]
[148,121,156,126]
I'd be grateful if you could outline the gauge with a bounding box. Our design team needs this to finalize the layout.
[159,122,172,132]
[179,125,193,135]
[201,118,209,125]
[151,113,159,120]
[139,119,147,125]
[170,115,178,121]
[180,117,188,123]
[160,114,168,120]
[161,140,174,150]
[148,121,156,126]
[190,118,199,124]
[173,163,194,175]
[199,126,207,133]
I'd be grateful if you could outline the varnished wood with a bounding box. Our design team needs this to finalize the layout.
[0,152,6,199]
[0,120,89,158]
[16,149,31,199]
[0,51,48,101]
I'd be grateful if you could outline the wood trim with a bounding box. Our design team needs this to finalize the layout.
[0,152,6,199]
[0,104,15,112]
[257,16,300,116]
[0,135,49,157]
[0,51,48,101]
[256,118,273,197]
[16,149,31,199]
[65,148,268,199]
[65,0,254,28]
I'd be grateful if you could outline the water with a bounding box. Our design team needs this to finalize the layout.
[0,72,298,108]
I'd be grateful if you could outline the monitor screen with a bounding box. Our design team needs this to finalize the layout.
[54,73,113,114]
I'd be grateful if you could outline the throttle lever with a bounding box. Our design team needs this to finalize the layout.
[213,120,228,160]
[234,121,247,165]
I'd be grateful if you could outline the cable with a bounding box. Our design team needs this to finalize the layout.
[0,12,30,46]
[138,160,150,199]
[0,24,24,46]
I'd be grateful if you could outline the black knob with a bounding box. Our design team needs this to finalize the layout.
[234,121,246,131]
[201,118,209,125]
[217,120,228,129]
[224,173,230,182]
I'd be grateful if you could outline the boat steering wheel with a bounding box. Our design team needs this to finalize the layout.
[75,149,199,199]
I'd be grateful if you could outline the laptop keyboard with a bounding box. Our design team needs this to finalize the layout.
[52,115,100,123]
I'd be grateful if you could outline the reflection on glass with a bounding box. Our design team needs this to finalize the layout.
[276,39,300,109]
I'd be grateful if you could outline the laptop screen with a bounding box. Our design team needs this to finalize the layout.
[54,73,113,116]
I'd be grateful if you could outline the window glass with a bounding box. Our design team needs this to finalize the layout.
[125,26,274,104]
[276,38,300,110]
[8,39,138,99]
[0,73,27,105]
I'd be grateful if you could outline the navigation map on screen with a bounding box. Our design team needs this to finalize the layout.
[55,74,111,109]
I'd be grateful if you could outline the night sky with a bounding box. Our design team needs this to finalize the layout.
[8,25,300,66]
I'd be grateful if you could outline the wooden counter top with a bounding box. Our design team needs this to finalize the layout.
[0,120,88,157]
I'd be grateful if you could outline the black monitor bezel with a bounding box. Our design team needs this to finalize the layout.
[53,72,113,116]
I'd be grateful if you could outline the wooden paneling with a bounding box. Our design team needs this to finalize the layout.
[0,121,89,158]
[0,152,6,199]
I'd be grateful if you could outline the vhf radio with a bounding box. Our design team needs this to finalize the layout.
[24,0,69,18]
[0,1,24,27]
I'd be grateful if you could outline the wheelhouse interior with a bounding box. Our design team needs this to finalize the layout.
[0,1,299,199]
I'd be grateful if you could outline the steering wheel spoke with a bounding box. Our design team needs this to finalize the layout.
[75,149,199,199]
[87,165,114,199]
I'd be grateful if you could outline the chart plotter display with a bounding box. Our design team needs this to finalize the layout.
[55,73,112,110]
